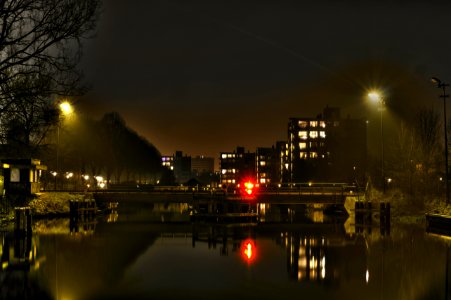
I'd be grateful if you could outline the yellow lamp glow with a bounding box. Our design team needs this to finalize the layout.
[368,91,381,102]
[59,101,73,115]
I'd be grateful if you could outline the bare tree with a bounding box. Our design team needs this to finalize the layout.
[0,0,101,154]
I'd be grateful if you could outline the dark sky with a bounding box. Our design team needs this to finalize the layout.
[79,0,451,160]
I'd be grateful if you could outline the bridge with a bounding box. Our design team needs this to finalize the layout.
[94,182,364,205]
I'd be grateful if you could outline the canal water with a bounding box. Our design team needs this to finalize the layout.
[1,200,450,300]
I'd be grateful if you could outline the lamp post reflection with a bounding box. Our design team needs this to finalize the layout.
[431,77,450,204]
[368,91,386,193]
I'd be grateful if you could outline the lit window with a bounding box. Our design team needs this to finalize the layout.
[299,142,307,149]
[260,161,266,166]
[310,152,318,158]
[285,163,289,169]
[300,152,307,159]
[309,131,318,138]
[232,179,236,184]
[320,131,326,138]
[227,154,232,158]
[299,131,308,139]
[221,169,227,174]
[260,178,266,184]
[310,121,318,127]
[299,121,308,128]
[221,154,227,159]
[232,169,236,173]
[320,121,326,128]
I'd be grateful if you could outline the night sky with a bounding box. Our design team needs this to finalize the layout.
[79,0,451,161]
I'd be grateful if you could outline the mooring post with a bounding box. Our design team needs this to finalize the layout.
[14,207,32,236]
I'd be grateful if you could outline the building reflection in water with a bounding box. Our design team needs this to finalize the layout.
[191,223,256,260]
[280,231,369,285]
[281,233,331,282]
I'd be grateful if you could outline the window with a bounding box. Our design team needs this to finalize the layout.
[299,121,308,128]
[221,154,227,159]
[299,142,307,149]
[319,121,326,128]
[299,131,308,139]
[11,168,20,182]
[309,131,318,138]
[320,131,326,138]
[310,152,318,158]
[310,121,318,127]
[260,161,266,166]
[300,152,308,159]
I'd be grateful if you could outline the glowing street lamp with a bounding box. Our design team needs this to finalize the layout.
[368,91,386,193]
[431,77,450,204]
[56,100,74,190]
[59,101,73,115]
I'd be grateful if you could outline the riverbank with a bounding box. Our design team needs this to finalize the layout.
[0,192,92,223]
[3,189,450,226]
[367,188,451,225]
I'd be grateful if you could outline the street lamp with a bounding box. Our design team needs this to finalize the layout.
[431,77,450,204]
[56,100,73,190]
[368,91,386,193]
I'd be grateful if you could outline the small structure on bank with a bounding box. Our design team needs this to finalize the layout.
[1,158,47,196]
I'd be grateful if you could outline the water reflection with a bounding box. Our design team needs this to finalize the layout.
[0,201,449,299]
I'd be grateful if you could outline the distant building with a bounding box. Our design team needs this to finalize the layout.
[220,147,256,186]
[161,156,174,171]
[287,106,366,183]
[173,151,191,184]
[256,146,280,185]
[277,141,290,182]
[191,156,214,175]
[162,152,216,185]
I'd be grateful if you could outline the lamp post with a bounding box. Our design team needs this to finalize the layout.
[56,101,73,190]
[431,77,449,205]
[368,91,386,193]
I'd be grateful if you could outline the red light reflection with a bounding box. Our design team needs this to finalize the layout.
[241,239,257,264]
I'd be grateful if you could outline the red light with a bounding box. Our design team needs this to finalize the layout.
[242,180,257,197]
